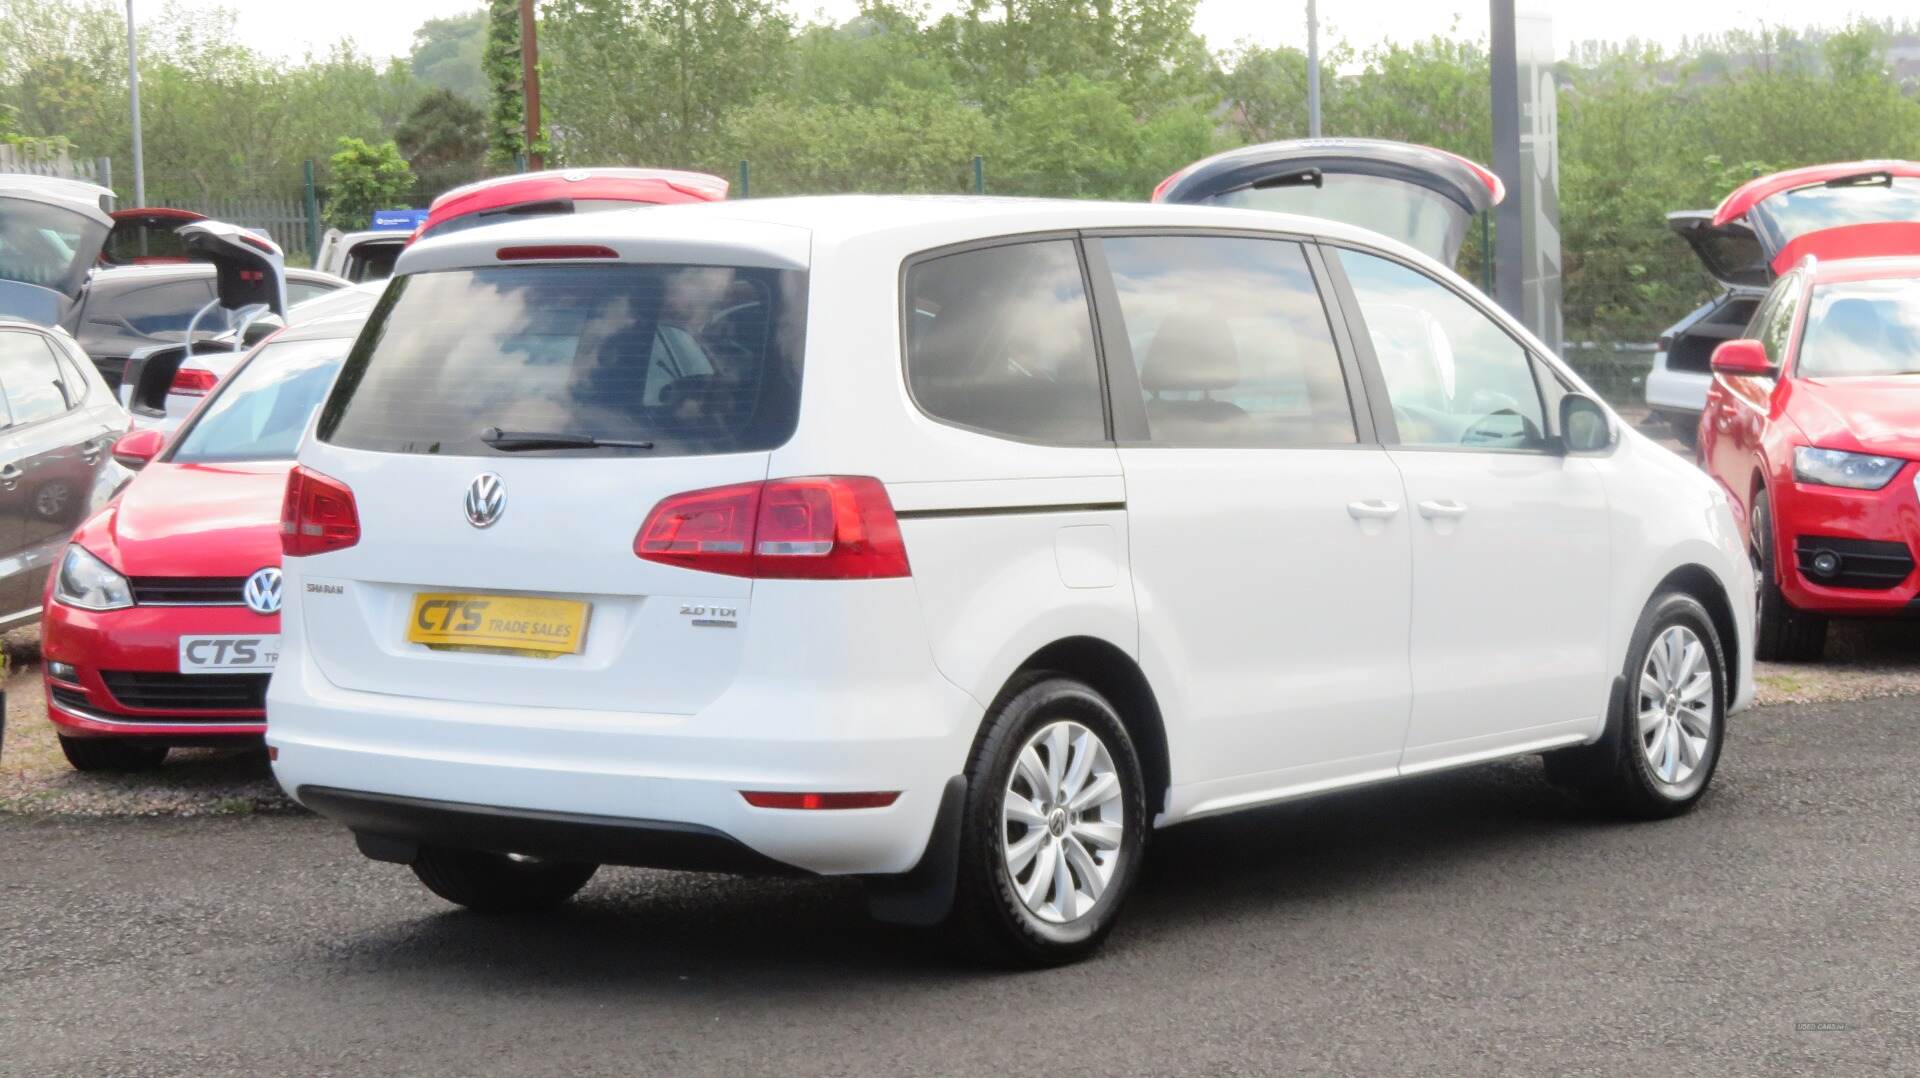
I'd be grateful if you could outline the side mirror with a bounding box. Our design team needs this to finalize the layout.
[111,428,165,470]
[1710,338,1775,376]
[1559,393,1615,454]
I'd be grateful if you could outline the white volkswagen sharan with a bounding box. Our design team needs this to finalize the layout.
[268,195,1755,965]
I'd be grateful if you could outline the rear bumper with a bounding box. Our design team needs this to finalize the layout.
[267,647,983,877]
[303,786,807,875]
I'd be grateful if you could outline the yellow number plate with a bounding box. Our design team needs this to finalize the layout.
[407,593,590,656]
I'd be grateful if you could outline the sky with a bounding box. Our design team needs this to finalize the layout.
[132,0,1920,63]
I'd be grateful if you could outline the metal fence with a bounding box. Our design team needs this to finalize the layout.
[0,145,111,185]
[153,195,315,263]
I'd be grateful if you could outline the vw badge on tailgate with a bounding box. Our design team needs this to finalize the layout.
[465,473,506,529]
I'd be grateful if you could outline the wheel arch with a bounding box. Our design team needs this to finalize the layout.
[998,636,1171,818]
[1653,563,1742,693]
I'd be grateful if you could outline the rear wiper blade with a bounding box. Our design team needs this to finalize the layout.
[480,427,655,451]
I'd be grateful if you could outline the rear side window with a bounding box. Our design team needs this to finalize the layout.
[905,239,1106,443]
[1101,235,1356,446]
[0,330,75,425]
[319,263,805,458]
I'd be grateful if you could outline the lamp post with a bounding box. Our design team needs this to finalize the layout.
[126,0,145,205]
[1306,0,1321,138]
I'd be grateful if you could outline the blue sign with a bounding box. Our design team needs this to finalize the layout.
[370,208,428,231]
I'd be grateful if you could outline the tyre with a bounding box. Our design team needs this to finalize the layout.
[411,848,598,913]
[1750,490,1827,661]
[1545,592,1727,819]
[944,675,1148,967]
[58,735,168,772]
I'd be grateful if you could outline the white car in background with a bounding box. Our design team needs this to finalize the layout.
[314,228,409,284]
[269,196,1755,966]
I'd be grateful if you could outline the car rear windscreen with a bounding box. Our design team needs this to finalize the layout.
[317,263,805,457]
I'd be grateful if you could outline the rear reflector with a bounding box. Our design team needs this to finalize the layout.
[170,367,219,396]
[496,244,619,261]
[740,791,900,810]
[281,465,361,556]
[636,476,910,579]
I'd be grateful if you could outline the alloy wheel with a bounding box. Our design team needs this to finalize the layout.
[1002,719,1125,924]
[1638,625,1715,787]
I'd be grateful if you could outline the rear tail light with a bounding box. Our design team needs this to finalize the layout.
[740,791,900,810]
[170,367,219,396]
[635,476,910,579]
[281,466,360,556]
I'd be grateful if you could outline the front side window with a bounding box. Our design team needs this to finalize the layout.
[0,329,75,425]
[905,239,1105,443]
[1756,275,1804,368]
[320,263,804,458]
[1337,248,1547,451]
[1102,235,1355,446]
[1796,277,1920,378]
[171,338,349,463]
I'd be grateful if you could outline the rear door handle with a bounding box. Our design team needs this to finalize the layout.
[0,464,21,489]
[1417,499,1468,520]
[1346,499,1401,520]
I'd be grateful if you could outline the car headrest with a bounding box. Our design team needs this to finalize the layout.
[1816,297,1886,346]
[1140,314,1239,393]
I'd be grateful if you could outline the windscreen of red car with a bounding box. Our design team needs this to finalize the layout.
[317,263,806,458]
[1748,176,1920,250]
[168,338,350,463]
[1796,279,1920,378]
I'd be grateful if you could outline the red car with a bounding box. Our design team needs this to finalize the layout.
[1699,254,1920,661]
[41,315,361,771]
[412,167,728,244]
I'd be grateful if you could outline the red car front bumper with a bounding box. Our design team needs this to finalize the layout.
[42,599,275,740]
[1770,462,1920,616]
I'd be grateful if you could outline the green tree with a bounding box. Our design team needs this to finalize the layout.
[722,84,988,194]
[324,137,415,230]
[411,9,487,103]
[483,0,524,169]
[541,0,793,169]
[396,88,490,202]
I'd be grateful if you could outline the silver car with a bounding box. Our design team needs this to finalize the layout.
[0,320,128,630]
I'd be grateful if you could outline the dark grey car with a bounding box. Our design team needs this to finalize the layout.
[70,264,347,389]
[0,319,128,630]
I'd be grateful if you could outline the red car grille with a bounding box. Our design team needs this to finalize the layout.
[128,577,249,606]
[100,671,269,712]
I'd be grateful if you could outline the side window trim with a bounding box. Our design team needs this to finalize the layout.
[1320,239,1556,455]
[1300,242,1379,446]
[1315,241,1401,445]
[1084,232,1374,449]
[896,230,1114,448]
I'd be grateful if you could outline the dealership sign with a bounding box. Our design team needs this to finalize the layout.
[1491,3,1562,353]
